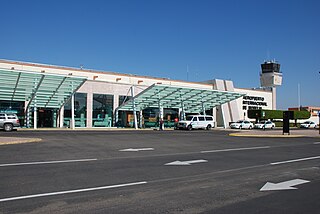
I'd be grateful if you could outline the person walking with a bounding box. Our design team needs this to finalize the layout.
[159,118,164,131]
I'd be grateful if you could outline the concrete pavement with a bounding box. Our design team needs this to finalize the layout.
[0,127,319,146]
[1,130,319,213]
[229,128,320,138]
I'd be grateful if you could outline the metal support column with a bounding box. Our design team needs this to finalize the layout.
[158,99,164,130]
[201,95,206,115]
[59,106,64,128]
[33,106,37,129]
[179,93,185,120]
[131,86,138,129]
[26,107,30,128]
[71,93,75,129]
[139,110,143,128]
[114,110,119,127]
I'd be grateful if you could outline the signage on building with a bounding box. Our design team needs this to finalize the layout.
[243,96,268,107]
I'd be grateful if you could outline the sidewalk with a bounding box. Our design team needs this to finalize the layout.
[0,137,42,145]
[229,128,320,138]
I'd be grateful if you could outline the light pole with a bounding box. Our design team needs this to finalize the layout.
[298,83,301,109]
[318,111,320,135]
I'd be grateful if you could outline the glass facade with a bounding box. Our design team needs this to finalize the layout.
[64,93,87,127]
[142,108,178,128]
[163,108,179,128]
[119,95,132,106]
[37,108,57,128]
[116,95,133,127]
[92,94,113,127]
[142,107,159,128]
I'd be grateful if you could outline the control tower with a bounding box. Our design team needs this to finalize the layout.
[260,60,283,110]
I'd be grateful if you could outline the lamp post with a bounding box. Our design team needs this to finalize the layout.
[318,111,320,135]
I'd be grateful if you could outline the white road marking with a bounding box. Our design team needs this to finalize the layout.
[201,146,270,153]
[0,181,147,202]
[0,159,97,167]
[165,159,208,166]
[314,142,320,144]
[119,148,154,152]
[271,156,320,165]
[260,179,310,191]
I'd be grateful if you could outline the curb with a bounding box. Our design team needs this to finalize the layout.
[0,138,42,146]
[16,128,169,131]
[228,133,306,138]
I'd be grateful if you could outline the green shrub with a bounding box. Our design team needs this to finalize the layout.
[248,109,283,120]
[293,110,310,119]
[248,109,310,120]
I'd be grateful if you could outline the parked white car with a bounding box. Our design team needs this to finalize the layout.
[230,120,253,129]
[177,115,215,130]
[300,121,318,129]
[254,121,275,130]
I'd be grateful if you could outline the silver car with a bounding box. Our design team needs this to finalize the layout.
[230,120,254,129]
[254,121,275,130]
[300,121,317,129]
[0,113,20,131]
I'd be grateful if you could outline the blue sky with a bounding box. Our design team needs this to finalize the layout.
[0,0,319,109]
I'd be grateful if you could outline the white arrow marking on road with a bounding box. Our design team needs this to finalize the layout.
[119,148,154,152]
[260,179,310,191]
[165,159,208,166]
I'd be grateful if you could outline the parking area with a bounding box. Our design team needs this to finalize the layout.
[0,130,320,213]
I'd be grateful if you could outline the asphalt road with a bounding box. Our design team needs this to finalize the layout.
[0,130,319,214]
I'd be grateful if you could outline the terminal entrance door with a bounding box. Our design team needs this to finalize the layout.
[37,108,57,128]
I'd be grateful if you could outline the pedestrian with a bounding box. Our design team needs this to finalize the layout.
[174,117,179,129]
[159,118,164,131]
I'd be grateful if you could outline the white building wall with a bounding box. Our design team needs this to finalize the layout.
[0,60,212,89]
[234,88,273,120]
[212,79,242,127]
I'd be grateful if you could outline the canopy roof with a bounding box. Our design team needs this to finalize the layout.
[116,83,245,112]
[0,69,87,108]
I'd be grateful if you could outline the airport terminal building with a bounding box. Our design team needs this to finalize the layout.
[0,59,276,129]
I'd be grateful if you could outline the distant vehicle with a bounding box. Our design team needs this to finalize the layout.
[254,121,275,130]
[0,113,20,131]
[230,120,253,129]
[300,121,317,129]
[177,115,215,130]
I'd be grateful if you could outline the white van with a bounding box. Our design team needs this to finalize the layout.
[177,115,215,130]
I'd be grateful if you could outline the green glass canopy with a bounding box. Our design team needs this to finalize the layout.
[116,83,245,113]
[0,69,87,109]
